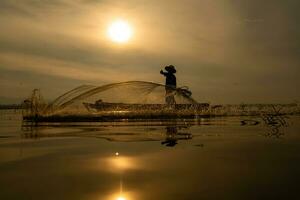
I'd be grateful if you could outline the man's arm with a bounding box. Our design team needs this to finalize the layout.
[160,70,167,76]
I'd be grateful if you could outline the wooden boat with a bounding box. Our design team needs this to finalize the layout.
[83,100,209,112]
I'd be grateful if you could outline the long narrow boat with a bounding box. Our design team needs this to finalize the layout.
[83,101,210,112]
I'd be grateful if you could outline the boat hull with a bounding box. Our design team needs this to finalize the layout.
[83,102,209,112]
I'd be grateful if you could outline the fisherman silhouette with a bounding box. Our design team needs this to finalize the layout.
[160,65,177,105]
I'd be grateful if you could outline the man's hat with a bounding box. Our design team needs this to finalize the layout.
[165,65,176,73]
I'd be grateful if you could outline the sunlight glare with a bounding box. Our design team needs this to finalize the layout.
[107,20,132,43]
[116,196,126,200]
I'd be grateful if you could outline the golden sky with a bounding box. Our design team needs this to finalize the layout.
[0,0,299,103]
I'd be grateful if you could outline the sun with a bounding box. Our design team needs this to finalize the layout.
[107,20,133,43]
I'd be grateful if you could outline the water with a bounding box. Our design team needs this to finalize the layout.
[0,110,300,200]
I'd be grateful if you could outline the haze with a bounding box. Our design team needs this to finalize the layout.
[0,0,299,104]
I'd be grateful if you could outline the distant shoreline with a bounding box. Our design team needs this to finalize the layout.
[0,104,23,109]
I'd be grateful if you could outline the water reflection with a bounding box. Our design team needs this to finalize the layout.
[2,115,300,200]
[108,155,136,171]
[161,126,192,147]
[20,121,194,146]
[263,125,285,138]
[110,152,129,200]
[20,117,289,145]
[261,113,288,138]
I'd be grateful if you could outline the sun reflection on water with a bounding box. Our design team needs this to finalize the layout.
[116,196,126,200]
[105,153,137,172]
[99,152,141,199]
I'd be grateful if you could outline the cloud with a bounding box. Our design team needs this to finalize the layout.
[0,0,299,103]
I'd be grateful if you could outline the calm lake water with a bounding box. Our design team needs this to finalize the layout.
[0,110,300,200]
